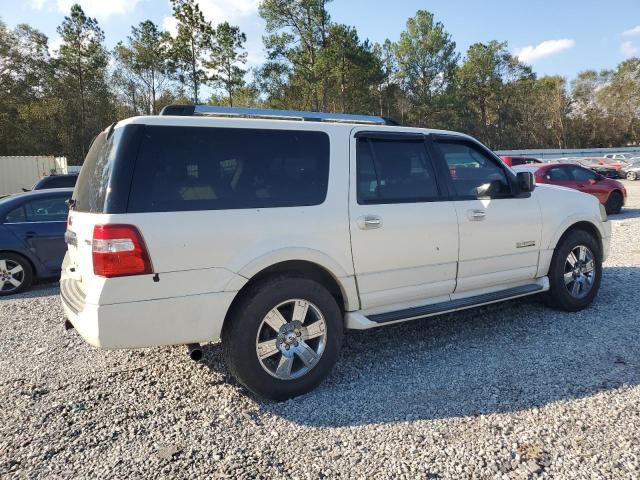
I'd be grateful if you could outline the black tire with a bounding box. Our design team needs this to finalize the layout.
[626,171,637,181]
[0,252,33,296]
[605,191,623,215]
[544,230,602,312]
[222,276,343,400]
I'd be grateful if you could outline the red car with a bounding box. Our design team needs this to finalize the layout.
[580,156,628,171]
[514,163,627,214]
[500,155,542,167]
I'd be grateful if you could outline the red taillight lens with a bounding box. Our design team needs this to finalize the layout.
[92,224,152,277]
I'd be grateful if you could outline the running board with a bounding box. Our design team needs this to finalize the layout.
[368,284,544,324]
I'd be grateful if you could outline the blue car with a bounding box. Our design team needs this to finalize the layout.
[0,188,72,295]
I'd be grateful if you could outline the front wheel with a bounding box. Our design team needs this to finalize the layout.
[222,276,343,400]
[626,171,637,181]
[544,230,602,312]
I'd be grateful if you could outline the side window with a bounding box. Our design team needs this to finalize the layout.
[437,141,512,198]
[45,176,76,188]
[4,207,26,223]
[569,166,597,181]
[546,167,571,181]
[128,127,330,212]
[23,197,69,222]
[356,137,440,204]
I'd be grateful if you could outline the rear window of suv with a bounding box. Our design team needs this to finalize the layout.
[73,128,122,213]
[127,126,330,212]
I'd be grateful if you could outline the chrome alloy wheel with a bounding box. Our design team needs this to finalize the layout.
[0,259,24,293]
[564,245,596,299]
[255,299,327,380]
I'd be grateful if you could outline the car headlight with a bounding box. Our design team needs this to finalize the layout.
[599,203,608,222]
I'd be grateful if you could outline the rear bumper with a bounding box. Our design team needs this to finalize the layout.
[61,281,236,348]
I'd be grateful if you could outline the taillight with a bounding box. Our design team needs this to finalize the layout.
[92,224,152,277]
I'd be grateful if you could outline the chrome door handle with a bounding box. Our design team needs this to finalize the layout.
[357,215,382,229]
[468,209,486,221]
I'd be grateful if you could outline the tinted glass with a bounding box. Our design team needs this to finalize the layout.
[34,175,77,190]
[23,196,69,222]
[511,157,538,166]
[546,167,571,181]
[357,138,439,204]
[73,128,122,213]
[437,141,512,198]
[5,206,26,223]
[127,126,330,212]
[569,166,597,181]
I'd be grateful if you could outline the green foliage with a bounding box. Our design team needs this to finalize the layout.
[55,4,113,163]
[206,22,247,106]
[113,20,173,115]
[168,0,213,103]
[392,10,459,127]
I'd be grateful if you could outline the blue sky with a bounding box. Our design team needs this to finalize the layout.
[2,0,640,79]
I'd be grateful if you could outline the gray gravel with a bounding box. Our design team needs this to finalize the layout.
[2,182,640,479]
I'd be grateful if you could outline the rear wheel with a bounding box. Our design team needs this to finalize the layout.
[544,230,601,312]
[626,171,637,181]
[605,191,623,214]
[222,276,343,400]
[0,253,33,296]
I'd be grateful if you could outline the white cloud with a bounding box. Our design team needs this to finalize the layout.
[620,41,640,59]
[515,39,575,64]
[162,16,179,37]
[623,25,640,37]
[30,0,47,9]
[197,0,260,24]
[55,0,143,20]
[48,36,63,56]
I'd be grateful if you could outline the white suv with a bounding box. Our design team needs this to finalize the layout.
[61,105,611,400]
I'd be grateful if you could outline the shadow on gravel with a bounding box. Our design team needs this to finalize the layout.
[614,208,640,220]
[215,265,640,427]
[0,281,59,301]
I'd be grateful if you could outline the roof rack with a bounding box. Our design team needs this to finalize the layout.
[159,104,398,126]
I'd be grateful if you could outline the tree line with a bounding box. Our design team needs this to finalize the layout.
[1,0,639,164]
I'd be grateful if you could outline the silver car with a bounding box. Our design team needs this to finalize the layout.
[620,161,640,180]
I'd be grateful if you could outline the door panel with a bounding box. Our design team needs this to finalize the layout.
[6,222,67,271]
[349,132,459,310]
[3,195,69,272]
[433,138,542,293]
[452,198,541,292]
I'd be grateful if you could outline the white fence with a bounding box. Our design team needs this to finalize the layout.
[495,147,640,160]
[0,156,70,196]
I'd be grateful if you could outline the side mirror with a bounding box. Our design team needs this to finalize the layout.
[516,171,535,193]
[588,178,598,185]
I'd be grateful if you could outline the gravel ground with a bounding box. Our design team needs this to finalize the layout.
[1,182,640,479]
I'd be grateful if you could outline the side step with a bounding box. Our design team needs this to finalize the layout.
[369,284,544,324]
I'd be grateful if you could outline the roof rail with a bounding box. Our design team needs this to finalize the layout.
[159,104,398,125]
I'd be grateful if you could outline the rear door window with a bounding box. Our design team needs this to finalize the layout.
[23,196,69,222]
[356,137,440,204]
[127,126,330,212]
